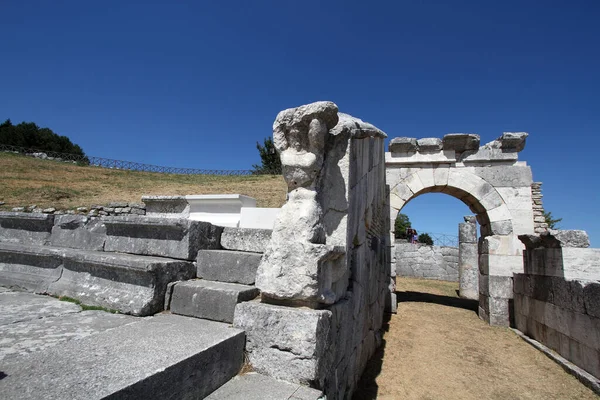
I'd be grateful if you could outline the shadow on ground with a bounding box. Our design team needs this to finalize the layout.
[351,312,390,400]
[397,290,478,314]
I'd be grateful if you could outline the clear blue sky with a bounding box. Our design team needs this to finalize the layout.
[1,1,599,245]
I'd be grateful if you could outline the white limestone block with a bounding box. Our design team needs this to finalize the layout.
[385,150,456,165]
[487,204,513,223]
[239,207,280,230]
[433,165,450,187]
[172,194,257,227]
[403,172,426,195]
[416,168,435,189]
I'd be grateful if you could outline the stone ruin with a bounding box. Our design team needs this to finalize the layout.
[386,131,535,325]
[0,100,599,398]
[234,101,390,397]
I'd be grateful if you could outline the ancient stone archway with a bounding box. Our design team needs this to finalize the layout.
[386,133,534,326]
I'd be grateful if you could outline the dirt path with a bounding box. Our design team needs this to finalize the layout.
[353,278,597,400]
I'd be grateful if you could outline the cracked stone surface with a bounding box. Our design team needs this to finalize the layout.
[0,289,137,361]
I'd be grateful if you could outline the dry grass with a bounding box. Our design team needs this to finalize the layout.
[353,277,597,400]
[0,153,287,210]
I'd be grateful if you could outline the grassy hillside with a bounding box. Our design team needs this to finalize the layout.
[0,152,287,210]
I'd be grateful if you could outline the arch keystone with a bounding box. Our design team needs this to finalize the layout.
[433,165,450,187]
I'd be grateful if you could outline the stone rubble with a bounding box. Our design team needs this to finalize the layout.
[10,202,147,217]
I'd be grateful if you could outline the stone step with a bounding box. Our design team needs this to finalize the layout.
[0,314,245,400]
[197,249,262,285]
[103,215,223,260]
[0,211,55,246]
[0,242,195,316]
[206,372,323,400]
[220,227,272,253]
[169,279,260,323]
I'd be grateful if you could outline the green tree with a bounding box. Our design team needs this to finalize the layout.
[418,233,434,245]
[0,118,86,157]
[252,137,281,174]
[394,213,411,240]
[543,211,562,229]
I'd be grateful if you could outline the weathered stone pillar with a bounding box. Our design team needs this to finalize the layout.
[385,185,397,314]
[478,234,524,326]
[458,215,478,300]
[233,102,389,399]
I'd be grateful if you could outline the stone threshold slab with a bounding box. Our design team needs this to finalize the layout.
[206,372,323,400]
[0,314,245,400]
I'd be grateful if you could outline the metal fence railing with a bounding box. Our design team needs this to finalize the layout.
[423,232,459,247]
[0,143,261,176]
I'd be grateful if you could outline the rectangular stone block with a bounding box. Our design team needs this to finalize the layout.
[170,280,259,323]
[513,273,525,294]
[205,372,324,400]
[489,275,513,298]
[531,275,554,303]
[506,209,535,236]
[0,314,245,400]
[220,227,272,253]
[544,324,561,352]
[233,301,332,385]
[479,273,489,296]
[514,310,527,333]
[142,195,189,217]
[459,222,477,244]
[561,248,600,281]
[568,309,600,350]
[489,312,510,327]
[513,292,523,313]
[459,243,478,300]
[480,254,523,276]
[0,242,64,292]
[47,250,195,316]
[469,165,533,187]
[197,249,262,285]
[0,212,54,246]
[103,216,222,260]
[49,215,106,251]
[551,277,586,314]
[531,297,547,325]
[584,282,600,319]
[489,296,510,316]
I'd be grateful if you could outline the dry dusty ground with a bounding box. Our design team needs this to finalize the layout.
[0,152,287,209]
[353,277,598,400]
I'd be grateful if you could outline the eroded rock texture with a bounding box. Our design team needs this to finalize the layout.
[256,101,347,306]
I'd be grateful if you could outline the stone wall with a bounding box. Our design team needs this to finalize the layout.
[395,241,459,282]
[531,182,548,234]
[514,230,600,379]
[233,102,390,400]
[10,202,146,217]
